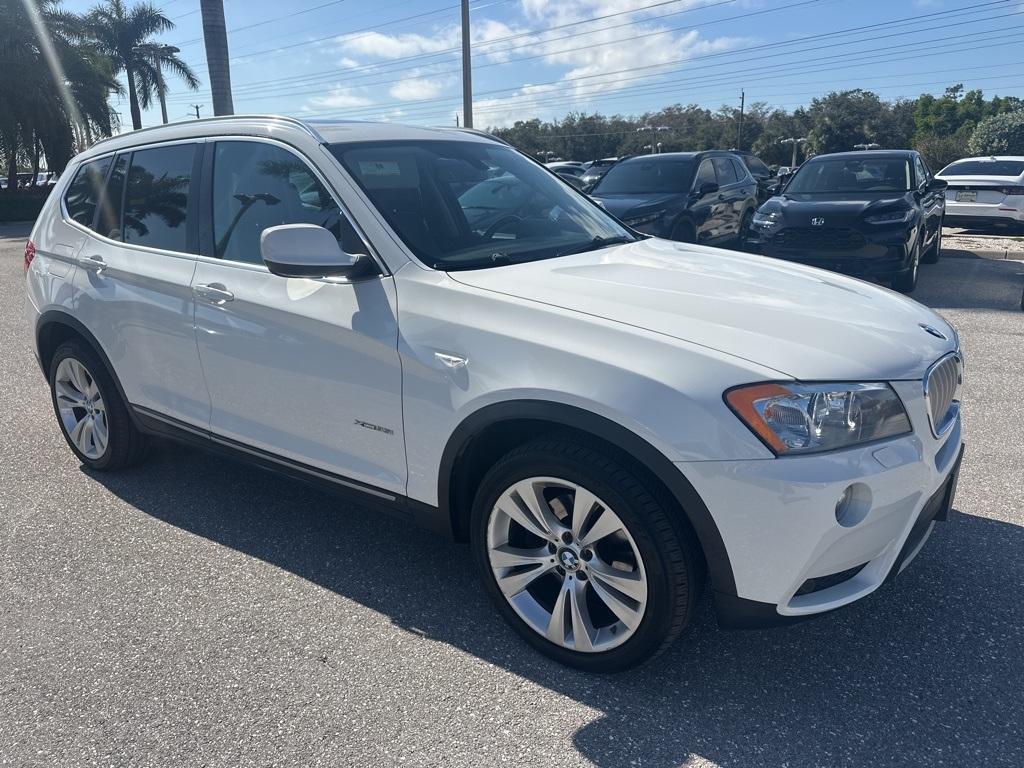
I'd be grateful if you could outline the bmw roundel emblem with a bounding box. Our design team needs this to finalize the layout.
[919,323,947,340]
[810,217,825,226]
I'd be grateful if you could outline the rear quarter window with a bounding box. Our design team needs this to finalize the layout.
[64,157,112,228]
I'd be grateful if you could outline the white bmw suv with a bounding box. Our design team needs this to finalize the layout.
[25,117,964,671]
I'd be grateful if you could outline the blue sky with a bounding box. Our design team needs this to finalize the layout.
[62,0,1024,130]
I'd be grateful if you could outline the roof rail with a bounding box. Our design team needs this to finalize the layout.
[87,114,325,150]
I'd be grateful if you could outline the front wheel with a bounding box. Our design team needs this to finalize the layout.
[470,437,703,671]
[891,237,921,294]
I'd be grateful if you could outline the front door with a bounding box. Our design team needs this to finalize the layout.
[191,138,406,494]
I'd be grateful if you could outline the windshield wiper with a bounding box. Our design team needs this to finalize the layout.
[556,235,634,258]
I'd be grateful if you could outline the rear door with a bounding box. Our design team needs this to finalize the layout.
[190,138,406,494]
[690,158,724,245]
[712,156,747,243]
[71,141,210,427]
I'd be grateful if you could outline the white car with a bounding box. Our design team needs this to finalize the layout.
[25,117,964,671]
[937,156,1024,230]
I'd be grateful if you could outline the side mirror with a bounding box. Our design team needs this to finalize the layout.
[260,224,378,281]
[927,178,948,192]
[697,181,719,196]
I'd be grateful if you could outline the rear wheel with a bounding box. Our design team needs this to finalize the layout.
[471,437,703,671]
[891,236,921,294]
[48,340,147,471]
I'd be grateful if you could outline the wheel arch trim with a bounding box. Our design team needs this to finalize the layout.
[437,399,738,595]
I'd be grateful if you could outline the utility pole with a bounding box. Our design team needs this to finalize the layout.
[779,136,807,167]
[460,0,473,128]
[190,104,202,119]
[736,90,745,150]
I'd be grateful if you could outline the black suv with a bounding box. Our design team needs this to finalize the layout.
[746,150,946,293]
[589,151,759,248]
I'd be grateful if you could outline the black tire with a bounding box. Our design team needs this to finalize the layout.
[470,436,704,672]
[48,339,148,471]
[891,236,921,294]
[922,218,942,264]
[670,219,696,244]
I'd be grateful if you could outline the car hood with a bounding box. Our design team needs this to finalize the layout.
[591,193,683,219]
[448,237,956,381]
[761,193,913,226]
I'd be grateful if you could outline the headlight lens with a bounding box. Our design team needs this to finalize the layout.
[864,209,912,224]
[752,211,781,230]
[725,382,911,455]
[624,210,664,227]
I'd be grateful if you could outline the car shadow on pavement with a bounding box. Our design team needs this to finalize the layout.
[918,250,1024,312]
[91,444,1024,767]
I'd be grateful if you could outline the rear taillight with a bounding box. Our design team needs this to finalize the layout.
[1000,186,1024,196]
[24,240,36,272]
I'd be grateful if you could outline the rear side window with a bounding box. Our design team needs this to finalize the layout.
[123,144,196,253]
[742,155,771,178]
[713,157,739,185]
[64,157,112,227]
[212,140,368,265]
[695,159,717,188]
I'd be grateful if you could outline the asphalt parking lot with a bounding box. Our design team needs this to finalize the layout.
[1,223,1022,767]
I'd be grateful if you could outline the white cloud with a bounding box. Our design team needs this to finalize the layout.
[389,77,445,100]
[305,86,373,109]
[338,29,458,60]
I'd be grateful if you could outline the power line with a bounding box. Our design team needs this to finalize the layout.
[294,7,1023,119]
[173,0,1010,108]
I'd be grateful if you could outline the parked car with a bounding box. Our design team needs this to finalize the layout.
[26,117,963,671]
[589,151,759,248]
[747,150,946,293]
[579,157,619,190]
[730,150,776,202]
[936,156,1024,231]
[546,161,585,177]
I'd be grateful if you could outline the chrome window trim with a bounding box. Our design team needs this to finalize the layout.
[923,351,963,438]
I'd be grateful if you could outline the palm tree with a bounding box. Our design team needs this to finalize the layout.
[86,0,197,130]
[199,0,233,116]
[138,43,199,124]
[0,0,118,188]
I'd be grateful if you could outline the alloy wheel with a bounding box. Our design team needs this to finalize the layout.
[486,477,648,653]
[54,358,109,460]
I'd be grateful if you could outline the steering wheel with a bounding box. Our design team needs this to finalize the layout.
[482,214,524,240]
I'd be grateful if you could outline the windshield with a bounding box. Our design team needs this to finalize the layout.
[592,158,695,195]
[940,159,1024,177]
[786,157,912,194]
[331,140,633,271]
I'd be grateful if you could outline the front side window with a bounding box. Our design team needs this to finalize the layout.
[123,144,196,253]
[332,140,634,271]
[914,156,929,188]
[212,141,367,265]
[64,157,112,228]
[786,158,912,194]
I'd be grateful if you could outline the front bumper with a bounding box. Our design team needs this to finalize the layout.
[747,226,912,279]
[681,379,963,628]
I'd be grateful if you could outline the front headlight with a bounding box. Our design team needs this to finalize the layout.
[752,211,781,230]
[864,209,912,225]
[624,210,664,227]
[725,382,911,455]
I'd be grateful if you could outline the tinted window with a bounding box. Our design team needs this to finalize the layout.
[695,159,716,189]
[213,141,367,265]
[96,154,127,240]
[713,157,739,185]
[786,157,911,194]
[333,140,633,271]
[741,155,771,178]
[732,158,751,182]
[940,159,1024,177]
[123,144,195,252]
[64,157,111,228]
[592,158,695,194]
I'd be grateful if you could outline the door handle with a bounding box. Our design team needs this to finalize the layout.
[194,282,234,304]
[81,255,107,273]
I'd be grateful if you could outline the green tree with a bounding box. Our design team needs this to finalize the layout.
[968,110,1024,156]
[138,42,198,124]
[86,0,196,130]
[0,0,118,188]
[806,90,909,154]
